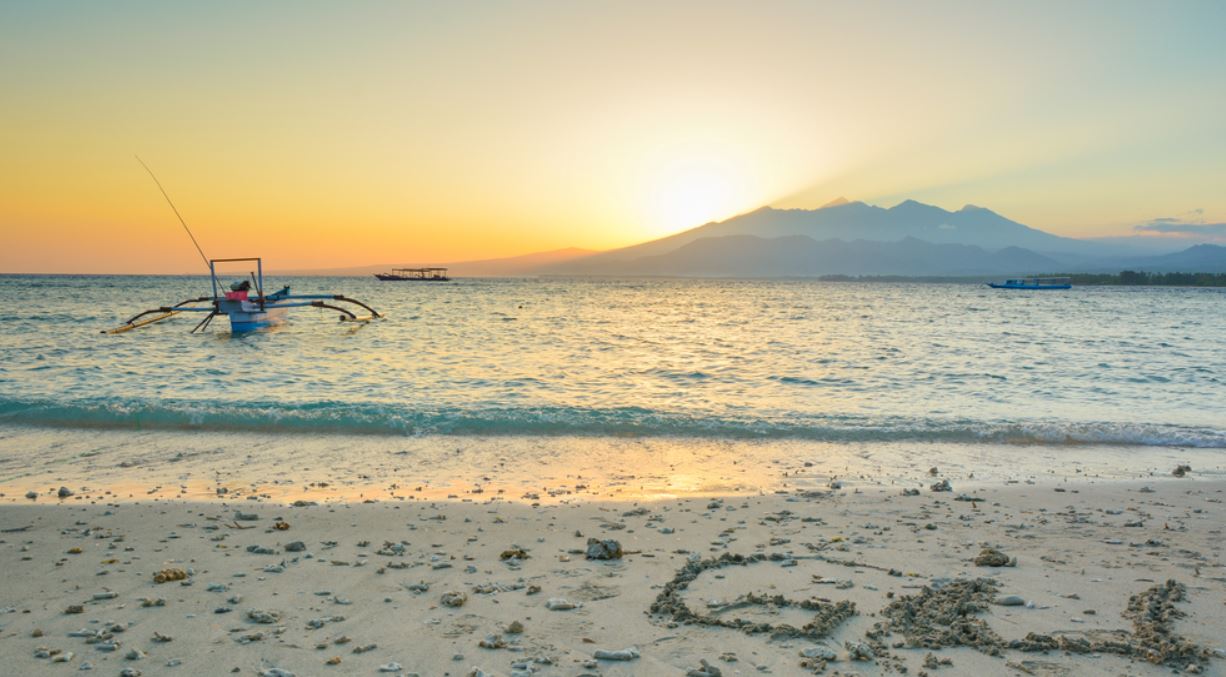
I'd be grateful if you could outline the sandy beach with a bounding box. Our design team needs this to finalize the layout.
[2,431,1224,676]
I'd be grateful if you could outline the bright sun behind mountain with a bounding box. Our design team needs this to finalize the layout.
[645,161,756,235]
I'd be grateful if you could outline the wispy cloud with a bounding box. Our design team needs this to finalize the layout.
[1134,209,1226,242]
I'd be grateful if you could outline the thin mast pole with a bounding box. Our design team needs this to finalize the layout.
[135,155,210,271]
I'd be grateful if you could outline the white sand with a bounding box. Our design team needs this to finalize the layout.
[1,429,1224,675]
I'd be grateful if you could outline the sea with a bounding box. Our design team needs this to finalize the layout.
[1,275,1224,448]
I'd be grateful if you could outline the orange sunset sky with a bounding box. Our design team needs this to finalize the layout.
[2,1,1224,273]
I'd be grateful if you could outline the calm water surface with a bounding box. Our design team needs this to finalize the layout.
[1,276,1223,447]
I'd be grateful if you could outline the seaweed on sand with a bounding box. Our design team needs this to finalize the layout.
[869,578,1211,671]
[869,578,1006,653]
[649,553,857,641]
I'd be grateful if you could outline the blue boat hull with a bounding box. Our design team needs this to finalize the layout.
[987,283,1071,290]
[228,315,285,333]
[221,303,289,333]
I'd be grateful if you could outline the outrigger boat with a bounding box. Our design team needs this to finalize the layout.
[104,257,382,334]
[107,159,384,335]
[987,276,1071,290]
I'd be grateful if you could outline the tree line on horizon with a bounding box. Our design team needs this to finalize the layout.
[1056,271,1226,287]
[816,271,1226,286]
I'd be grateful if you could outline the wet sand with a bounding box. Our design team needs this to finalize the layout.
[1,429,1224,675]
[2,426,1222,504]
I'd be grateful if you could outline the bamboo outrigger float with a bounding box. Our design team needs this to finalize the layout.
[105,257,383,334]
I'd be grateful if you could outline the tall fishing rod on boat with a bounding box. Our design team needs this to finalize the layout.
[131,155,222,331]
[135,155,210,271]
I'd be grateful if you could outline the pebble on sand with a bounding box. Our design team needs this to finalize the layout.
[153,568,188,583]
[845,641,875,661]
[247,609,283,624]
[594,647,639,661]
[585,538,623,560]
[800,646,838,661]
[686,658,722,677]
[973,547,1015,567]
[499,546,530,560]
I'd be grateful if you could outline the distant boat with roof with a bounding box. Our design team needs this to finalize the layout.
[375,267,450,281]
[987,276,1071,290]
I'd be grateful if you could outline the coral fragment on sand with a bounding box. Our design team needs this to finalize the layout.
[153,568,188,584]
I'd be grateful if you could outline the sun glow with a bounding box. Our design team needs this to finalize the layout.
[644,160,754,235]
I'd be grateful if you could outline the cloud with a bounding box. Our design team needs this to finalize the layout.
[1136,221,1226,235]
[1133,210,1226,242]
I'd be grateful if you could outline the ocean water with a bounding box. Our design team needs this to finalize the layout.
[1,275,1224,447]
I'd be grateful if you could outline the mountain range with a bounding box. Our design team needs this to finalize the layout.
[285,200,1226,278]
[540,200,1226,277]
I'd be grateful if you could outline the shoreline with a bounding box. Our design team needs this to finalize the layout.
[2,426,1223,506]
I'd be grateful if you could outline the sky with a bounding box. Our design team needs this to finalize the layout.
[2,1,1225,273]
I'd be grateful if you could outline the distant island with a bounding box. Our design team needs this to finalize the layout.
[817,271,1226,287]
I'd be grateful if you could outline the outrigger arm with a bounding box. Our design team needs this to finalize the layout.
[283,295,384,322]
[102,297,215,334]
[249,297,381,323]
[333,295,382,320]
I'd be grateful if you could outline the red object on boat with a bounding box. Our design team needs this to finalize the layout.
[224,290,249,301]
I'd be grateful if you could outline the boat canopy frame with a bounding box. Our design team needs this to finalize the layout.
[209,257,265,307]
[1012,276,1071,285]
[379,267,450,280]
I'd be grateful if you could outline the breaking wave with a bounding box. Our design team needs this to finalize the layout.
[2,396,1223,448]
